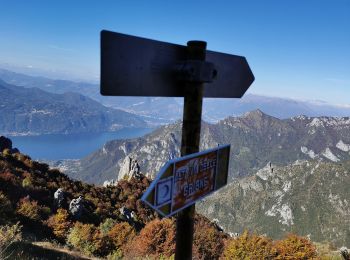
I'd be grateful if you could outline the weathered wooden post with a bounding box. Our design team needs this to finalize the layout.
[175,40,206,259]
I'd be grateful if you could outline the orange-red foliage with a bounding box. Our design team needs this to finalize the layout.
[193,215,227,259]
[274,233,318,259]
[222,230,276,259]
[125,218,176,258]
[16,197,41,221]
[108,222,136,251]
[46,208,71,240]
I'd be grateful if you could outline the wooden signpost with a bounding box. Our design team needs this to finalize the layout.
[100,30,254,259]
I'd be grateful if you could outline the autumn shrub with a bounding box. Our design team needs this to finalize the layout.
[125,218,175,258]
[40,206,51,219]
[106,249,123,260]
[0,171,19,186]
[22,175,33,188]
[222,230,276,259]
[99,218,117,236]
[2,148,11,157]
[108,222,136,252]
[67,222,112,257]
[67,222,98,256]
[14,153,26,162]
[274,233,318,259]
[92,229,114,257]
[0,222,22,259]
[193,217,226,259]
[16,197,41,221]
[46,209,71,240]
[0,192,13,224]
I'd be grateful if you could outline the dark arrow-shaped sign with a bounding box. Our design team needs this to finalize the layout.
[101,30,254,98]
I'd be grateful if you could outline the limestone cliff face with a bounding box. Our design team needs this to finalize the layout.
[197,160,350,247]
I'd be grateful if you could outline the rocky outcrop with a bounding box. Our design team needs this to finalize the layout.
[103,179,117,187]
[119,206,136,226]
[118,156,142,181]
[340,247,350,260]
[197,160,350,247]
[69,196,85,219]
[54,188,65,208]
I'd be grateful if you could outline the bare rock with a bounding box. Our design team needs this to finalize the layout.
[119,206,136,225]
[54,188,65,208]
[118,156,142,181]
[69,196,85,219]
[340,247,350,260]
[103,179,117,187]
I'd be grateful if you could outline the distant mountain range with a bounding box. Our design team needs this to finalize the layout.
[197,160,350,247]
[0,80,147,135]
[1,68,350,124]
[51,110,350,246]
[60,110,350,184]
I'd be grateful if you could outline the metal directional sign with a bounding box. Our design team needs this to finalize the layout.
[141,145,230,217]
[101,30,254,98]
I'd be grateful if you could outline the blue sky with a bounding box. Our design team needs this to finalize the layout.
[0,1,349,105]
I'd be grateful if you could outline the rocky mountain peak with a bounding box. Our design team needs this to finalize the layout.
[243,109,265,117]
[241,109,276,121]
[221,109,280,130]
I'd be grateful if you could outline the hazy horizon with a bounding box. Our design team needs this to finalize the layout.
[1,1,349,105]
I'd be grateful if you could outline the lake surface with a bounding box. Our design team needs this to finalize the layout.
[10,128,153,160]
